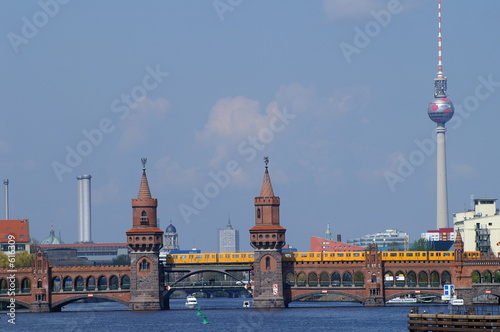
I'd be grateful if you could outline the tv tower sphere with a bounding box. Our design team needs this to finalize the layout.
[428,97,454,124]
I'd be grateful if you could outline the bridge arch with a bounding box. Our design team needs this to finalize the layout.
[319,272,329,287]
[290,290,364,304]
[51,294,129,311]
[169,269,246,286]
[0,297,31,309]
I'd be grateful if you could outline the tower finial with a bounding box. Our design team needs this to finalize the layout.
[263,156,269,169]
[141,158,147,171]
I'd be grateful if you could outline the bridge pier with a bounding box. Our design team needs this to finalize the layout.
[363,297,385,307]
[30,302,52,313]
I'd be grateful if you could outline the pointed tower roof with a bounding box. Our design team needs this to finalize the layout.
[138,158,152,199]
[455,230,463,243]
[259,165,275,197]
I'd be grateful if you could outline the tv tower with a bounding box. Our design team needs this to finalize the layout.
[427,0,454,230]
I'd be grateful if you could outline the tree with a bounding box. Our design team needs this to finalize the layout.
[0,251,34,267]
[30,237,41,254]
[112,254,131,266]
[410,238,432,251]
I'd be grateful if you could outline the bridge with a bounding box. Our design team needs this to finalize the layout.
[2,161,500,311]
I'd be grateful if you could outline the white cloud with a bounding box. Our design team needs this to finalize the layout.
[117,97,170,149]
[323,0,386,20]
[155,156,203,189]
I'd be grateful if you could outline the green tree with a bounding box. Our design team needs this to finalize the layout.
[387,241,401,251]
[0,251,33,267]
[112,254,131,265]
[410,238,432,251]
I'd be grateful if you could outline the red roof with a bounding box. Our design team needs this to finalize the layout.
[0,219,30,243]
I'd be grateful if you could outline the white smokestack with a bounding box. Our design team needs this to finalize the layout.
[3,179,9,220]
[77,175,92,243]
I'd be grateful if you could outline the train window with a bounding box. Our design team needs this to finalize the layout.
[212,255,216,258]
[430,253,434,257]
[337,253,344,257]
[284,253,292,258]
[233,255,239,258]
[226,255,230,258]
[196,255,203,259]
[180,255,187,259]
[346,253,351,257]
[249,254,254,258]
[353,253,360,257]
[406,253,413,257]
[436,253,441,257]
[443,253,450,257]
[390,253,397,257]
[241,254,246,258]
[300,254,308,257]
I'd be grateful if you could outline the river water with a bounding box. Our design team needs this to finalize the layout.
[2,298,450,332]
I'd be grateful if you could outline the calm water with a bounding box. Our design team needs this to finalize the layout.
[2,298,449,332]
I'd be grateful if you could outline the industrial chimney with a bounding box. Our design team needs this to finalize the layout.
[77,175,92,243]
[3,179,9,220]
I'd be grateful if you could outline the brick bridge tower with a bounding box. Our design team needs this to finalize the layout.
[126,158,165,310]
[250,157,287,308]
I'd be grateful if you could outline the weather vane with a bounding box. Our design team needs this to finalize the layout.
[141,158,147,170]
[263,156,269,168]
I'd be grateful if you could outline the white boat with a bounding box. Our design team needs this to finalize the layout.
[185,295,198,308]
[387,296,417,304]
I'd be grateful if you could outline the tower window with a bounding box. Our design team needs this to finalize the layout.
[139,259,150,272]
[257,208,261,219]
[140,211,149,225]
[265,256,271,270]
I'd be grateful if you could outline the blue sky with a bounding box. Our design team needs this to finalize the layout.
[1,0,500,252]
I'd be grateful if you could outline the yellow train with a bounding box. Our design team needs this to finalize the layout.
[165,250,481,265]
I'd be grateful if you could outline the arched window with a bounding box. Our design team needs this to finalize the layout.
[37,279,42,289]
[319,272,330,287]
[87,276,96,291]
[331,272,341,286]
[442,271,451,285]
[109,275,119,290]
[342,272,352,287]
[430,271,440,287]
[471,271,481,283]
[52,277,61,292]
[308,272,318,287]
[418,271,428,287]
[354,271,364,287]
[484,270,493,283]
[407,271,417,287]
[21,278,30,293]
[121,275,130,289]
[98,276,107,290]
[285,272,295,287]
[395,271,405,287]
[371,273,377,283]
[265,257,271,270]
[384,272,394,287]
[297,272,306,287]
[139,259,150,272]
[63,277,73,291]
[257,208,261,219]
[140,211,148,225]
[75,276,84,291]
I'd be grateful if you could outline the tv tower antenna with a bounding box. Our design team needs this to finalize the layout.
[427,0,455,230]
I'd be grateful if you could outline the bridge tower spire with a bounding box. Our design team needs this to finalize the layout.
[250,157,287,308]
[126,158,165,310]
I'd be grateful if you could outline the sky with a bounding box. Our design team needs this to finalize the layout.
[1,0,500,253]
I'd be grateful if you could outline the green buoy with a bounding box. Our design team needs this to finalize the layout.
[196,308,202,316]
[202,314,209,324]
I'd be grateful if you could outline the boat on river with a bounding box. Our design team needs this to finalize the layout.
[387,296,417,304]
[185,295,198,308]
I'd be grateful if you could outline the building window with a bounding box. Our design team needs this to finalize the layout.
[139,259,150,272]
[257,208,261,219]
[140,211,149,225]
[265,256,271,270]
